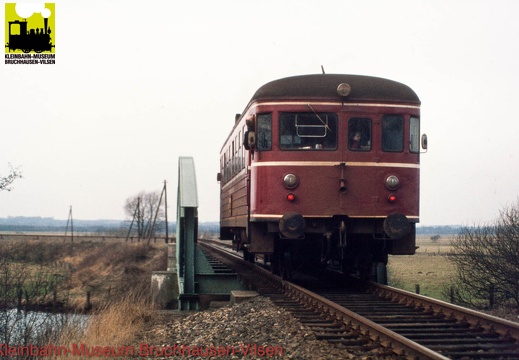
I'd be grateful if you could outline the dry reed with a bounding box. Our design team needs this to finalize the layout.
[53,292,156,359]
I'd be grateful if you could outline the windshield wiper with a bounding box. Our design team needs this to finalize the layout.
[307,103,332,133]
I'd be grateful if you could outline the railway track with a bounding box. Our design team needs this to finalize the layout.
[199,239,519,359]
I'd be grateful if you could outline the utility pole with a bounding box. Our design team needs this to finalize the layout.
[164,180,168,243]
[147,181,168,245]
[65,206,74,242]
[137,197,141,242]
[126,197,141,242]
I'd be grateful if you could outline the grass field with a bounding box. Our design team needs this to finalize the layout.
[388,235,456,301]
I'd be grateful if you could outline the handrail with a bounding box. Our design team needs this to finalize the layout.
[176,157,199,309]
[177,157,198,209]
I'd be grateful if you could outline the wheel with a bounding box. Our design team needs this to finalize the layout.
[375,262,388,285]
[243,248,254,263]
[280,250,292,280]
[358,256,373,282]
[341,255,355,276]
[270,256,279,275]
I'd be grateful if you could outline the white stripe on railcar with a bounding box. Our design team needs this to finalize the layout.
[250,161,419,169]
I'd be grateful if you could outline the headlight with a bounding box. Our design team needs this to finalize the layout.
[283,173,299,189]
[385,175,400,190]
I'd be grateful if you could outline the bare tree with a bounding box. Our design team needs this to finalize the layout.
[124,191,165,240]
[0,164,22,191]
[449,199,519,309]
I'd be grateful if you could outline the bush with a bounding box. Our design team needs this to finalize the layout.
[450,199,519,309]
[430,235,441,242]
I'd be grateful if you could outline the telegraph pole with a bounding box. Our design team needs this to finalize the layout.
[137,197,141,241]
[164,180,168,243]
[65,206,74,242]
[147,181,168,245]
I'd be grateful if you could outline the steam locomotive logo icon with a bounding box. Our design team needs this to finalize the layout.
[4,3,55,54]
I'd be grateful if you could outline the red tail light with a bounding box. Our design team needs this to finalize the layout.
[388,194,397,203]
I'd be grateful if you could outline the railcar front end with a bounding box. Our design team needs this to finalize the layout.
[218,74,426,282]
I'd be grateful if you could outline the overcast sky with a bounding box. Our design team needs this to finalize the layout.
[1,0,518,226]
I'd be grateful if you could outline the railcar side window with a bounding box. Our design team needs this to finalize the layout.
[409,117,420,153]
[257,114,272,151]
[242,125,246,168]
[223,151,228,183]
[232,139,236,173]
[348,118,371,151]
[382,115,404,152]
[279,112,337,150]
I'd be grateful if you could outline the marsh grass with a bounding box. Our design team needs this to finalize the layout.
[1,237,167,311]
[54,292,157,359]
[83,293,154,344]
[0,235,168,360]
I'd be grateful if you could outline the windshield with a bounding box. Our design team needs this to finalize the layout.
[382,115,404,152]
[279,112,337,150]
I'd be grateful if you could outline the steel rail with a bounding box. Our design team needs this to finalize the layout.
[369,282,519,341]
[260,268,449,359]
[199,240,449,359]
[199,240,519,358]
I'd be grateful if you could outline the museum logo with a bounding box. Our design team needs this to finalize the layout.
[4,2,55,64]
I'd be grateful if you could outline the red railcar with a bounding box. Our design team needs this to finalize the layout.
[217,74,426,282]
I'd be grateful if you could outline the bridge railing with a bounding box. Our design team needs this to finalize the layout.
[176,157,199,309]
[150,156,245,310]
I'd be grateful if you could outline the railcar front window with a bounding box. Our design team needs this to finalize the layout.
[257,114,272,151]
[279,112,337,150]
[382,115,404,152]
[348,118,371,151]
[409,117,420,153]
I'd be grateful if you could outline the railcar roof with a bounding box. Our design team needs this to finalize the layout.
[250,74,420,105]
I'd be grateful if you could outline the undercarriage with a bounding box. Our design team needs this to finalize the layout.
[228,217,416,284]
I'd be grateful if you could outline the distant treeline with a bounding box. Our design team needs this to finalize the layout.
[0,217,459,236]
[0,216,128,233]
[0,216,221,235]
[416,225,461,235]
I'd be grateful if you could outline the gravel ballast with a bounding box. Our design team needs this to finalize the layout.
[138,296,397,359]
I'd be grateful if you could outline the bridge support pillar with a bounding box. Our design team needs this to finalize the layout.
[151,243,179,309]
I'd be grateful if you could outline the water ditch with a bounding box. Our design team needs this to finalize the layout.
[1,309,88,351]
